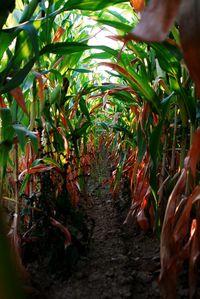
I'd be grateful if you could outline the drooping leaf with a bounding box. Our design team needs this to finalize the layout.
[64,0,127,11]
[50,217,72,248]
[94,18,132,33]
[0,30,18,61]
[0,58,35,94]
[99,62,158,108]
[13,124,38,153]
[151,42,181,76]
[0,108,14,141]
[79,98,90,120]
[40,42,117,57]
[127,0,182,42]
[10,87,28,115]
[73,121,91,139]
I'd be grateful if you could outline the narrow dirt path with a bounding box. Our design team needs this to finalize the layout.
[47,150,160,299]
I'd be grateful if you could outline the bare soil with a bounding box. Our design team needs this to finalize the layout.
[27,151,161,299]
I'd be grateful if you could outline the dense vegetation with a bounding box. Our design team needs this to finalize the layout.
[0,0,200,298]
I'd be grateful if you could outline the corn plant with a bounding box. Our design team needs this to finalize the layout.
[1,0,200,298]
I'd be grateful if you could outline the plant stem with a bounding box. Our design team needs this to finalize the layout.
[170,105,177,173]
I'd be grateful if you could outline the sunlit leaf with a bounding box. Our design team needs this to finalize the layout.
[64,0,127,11]
[130,0,145,12]
[53,26,65,43]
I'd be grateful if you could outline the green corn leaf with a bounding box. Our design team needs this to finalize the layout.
[94,18,132,33]
[64,0,127,11]
[79,97,90,120]
[149,93,174,190]
[85,52,114,60]
[0,108,15,141]
[19,173,31,195]
[40,42,92,55]
[70,68,92,73]
[0,30,18,61]
[13,124,38,153]
[73,121,91,139]
[0,140,13,168]
[20,22,39,60]
[40,42,117,57]
[0,58,35,94]
[151,42,181,76]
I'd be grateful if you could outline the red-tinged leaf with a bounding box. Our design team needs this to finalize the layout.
[136,209,149,232]
[127,0,182,42]
[106,35,126,42]
[107,86,137,96]
[130,0,145,12]
[29,164,54,173]
[152,112,159,126]
[130,158,139,190]
[174,186,200,243]
[189,213,200,299]
[32,71,44,102]
[50,217,71,248]
[19,164,54,179]
[99,62,154,101]
[0,96,7,108]
[89,103,103,114]
[57,127,69,153]
[53,27,65,43]
[159,168,187,298]
[177,0,200,96]
[60,112,69,130]
[130,105,139,119]
[140,102,150,134]
[10,87,28,115]
[188,127,200,179]
[159,268,177,299]
[99,62,134,82]
[163,168,187,226]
